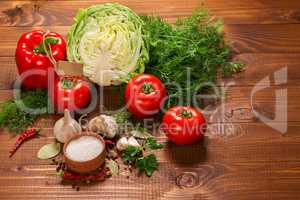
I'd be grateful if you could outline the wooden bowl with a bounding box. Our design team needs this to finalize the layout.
[63,133,106,174]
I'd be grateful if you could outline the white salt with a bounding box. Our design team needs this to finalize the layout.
[66,136,104,162]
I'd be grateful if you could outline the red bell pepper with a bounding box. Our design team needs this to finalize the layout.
[15,30,66,89]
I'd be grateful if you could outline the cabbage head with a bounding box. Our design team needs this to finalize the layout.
[67,3,149,86]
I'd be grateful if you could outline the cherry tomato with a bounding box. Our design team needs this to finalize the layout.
[125,74,167,118]
[53,76,91,112]
[161,106,206,145]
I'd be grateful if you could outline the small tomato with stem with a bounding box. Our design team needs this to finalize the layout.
[161,106,206,145]
[53,76,91,112]
[125,74,167,118]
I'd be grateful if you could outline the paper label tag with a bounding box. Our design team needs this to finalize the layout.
[56,61,83,76]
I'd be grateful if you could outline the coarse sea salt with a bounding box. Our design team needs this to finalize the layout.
[66,136,104,162]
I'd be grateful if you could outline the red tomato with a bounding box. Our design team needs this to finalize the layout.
[15,30,66,89]
[161,106,206,145]
[53,76,91,112]
[125,74,167,118]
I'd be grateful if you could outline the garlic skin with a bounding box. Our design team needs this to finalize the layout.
[88,114,118,138]
[116,137,128,151]
[128,137,141,148]
[54,109,82,143]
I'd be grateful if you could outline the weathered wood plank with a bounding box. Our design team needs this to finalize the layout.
[0,53,299,89]
[0,122,299,200]
[0,24,299,57]
[223,24,300,54]
[0,0,300,27]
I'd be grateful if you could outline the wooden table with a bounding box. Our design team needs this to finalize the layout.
[1,1,300,199]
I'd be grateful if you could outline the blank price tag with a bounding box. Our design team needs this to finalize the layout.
[56,61,83,76]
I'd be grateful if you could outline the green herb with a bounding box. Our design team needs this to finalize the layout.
[142,10,243,108]
[112,111,132,124]
[144,138,164,150]
[122,145,142,164]
[122,142,162,177]
[0,90,49,134]
[37,142,61,160]
[137,154,158,177]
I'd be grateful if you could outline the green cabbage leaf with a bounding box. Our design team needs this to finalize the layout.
[67,3,149,86]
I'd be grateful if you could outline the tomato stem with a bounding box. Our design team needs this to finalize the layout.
[181,110,192,118]
[60,79,74,89]
[141,82,154,94]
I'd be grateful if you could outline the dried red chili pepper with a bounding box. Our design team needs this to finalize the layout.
[9,128,40,157]
[104,140,115,146]
[60,167,109,181]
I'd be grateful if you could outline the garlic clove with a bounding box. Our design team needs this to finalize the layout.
[88,115,118,139]
[116,137,128,151]
[53,109,82,143]
[128,136,141,148]
[100,115,118,138]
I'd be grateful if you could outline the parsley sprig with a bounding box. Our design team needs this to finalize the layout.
[122,138,164,177]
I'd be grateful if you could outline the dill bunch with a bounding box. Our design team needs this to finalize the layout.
[0,90,49,134]
[142,10,243,108]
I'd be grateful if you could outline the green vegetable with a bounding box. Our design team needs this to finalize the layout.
[67,3,149,86]
[142,10,243,108]
[0,90,49,134]
[37,143,61,160]
[144,138,164,150]
[137,154,157,177]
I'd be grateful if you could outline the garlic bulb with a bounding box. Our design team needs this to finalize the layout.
[116,137,128,151]
[54,109,82,143]
[88,114,118,138]
[128,137,141,148]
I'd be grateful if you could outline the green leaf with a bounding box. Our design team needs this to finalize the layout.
[37,143,61,160]
[106,160,119,177]
[137,154,158,177]
[144,138,164,150]
[130,130,153,139]
[122,145,142,164]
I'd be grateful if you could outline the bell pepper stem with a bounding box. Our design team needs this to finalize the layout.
[33,37,59,54]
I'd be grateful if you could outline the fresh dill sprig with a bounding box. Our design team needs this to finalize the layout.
[142,10,243,109]
[0,90,49,134]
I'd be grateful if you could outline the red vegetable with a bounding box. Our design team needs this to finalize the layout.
[9,128,40,157]
[104,140,115,145]
[125,74,167,118]
[52,76,92,112]
[161,106,206,145]
[15,30,66,89]
[60,168,108,181]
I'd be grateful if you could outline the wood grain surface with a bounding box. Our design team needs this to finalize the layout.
[0,1,300,200]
